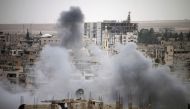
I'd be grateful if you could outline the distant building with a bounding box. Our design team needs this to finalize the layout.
[84,12,138,55]
[40,34,61,46]
[18,97,122,109]
[101,13,138,34]
[84,12,138,46]
[0,31,42,86]
[161,39,190,80]
[164,45,174,66]
[84,22,102,45]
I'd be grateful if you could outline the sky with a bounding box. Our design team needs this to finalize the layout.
[0,0,190,24]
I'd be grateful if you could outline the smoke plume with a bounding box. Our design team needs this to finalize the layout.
[112,43,188,109]
[0,7,189,109]
[57,6,84,50]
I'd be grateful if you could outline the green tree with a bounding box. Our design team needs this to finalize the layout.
[187,31,190,41]
[155,58,160,63]
[138,28,158,44]
[179,32,184,41]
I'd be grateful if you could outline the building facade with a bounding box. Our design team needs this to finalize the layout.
[84,12,138,47]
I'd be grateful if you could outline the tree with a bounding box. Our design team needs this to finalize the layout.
[187,31,190,41]
[149,28,154,35]
[138,28,158,44]
[138,29,149,43]
[174,33,178,41]
[155,58,160,63]
[179,32,184,41]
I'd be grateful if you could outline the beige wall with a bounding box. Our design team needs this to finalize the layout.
[40,36,61,46]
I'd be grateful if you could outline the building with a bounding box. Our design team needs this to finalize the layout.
[18,97,122,109]
[164,45,174,66]
[0,31,42,86]
[84,12,138,47]
[160,39,190,80]
[84,22,102,45]
[84,12,138,55]
[40,34,61,46]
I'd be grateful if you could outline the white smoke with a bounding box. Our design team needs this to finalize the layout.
[0,42,189,109]
[0,7,189,109]
[112,43,188,109]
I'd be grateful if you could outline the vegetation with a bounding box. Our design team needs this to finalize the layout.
[138,28,159,44]
[138,28,190,44]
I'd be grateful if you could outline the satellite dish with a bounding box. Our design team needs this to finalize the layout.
[75,88,84,99]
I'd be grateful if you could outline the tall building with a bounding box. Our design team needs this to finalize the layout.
[84,22,102,45]
[84,12,138,46]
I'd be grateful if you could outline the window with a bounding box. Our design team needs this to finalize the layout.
[30,59,34,62]
[7,74,16,78]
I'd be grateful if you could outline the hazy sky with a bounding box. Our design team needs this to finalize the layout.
[0,0,190,23]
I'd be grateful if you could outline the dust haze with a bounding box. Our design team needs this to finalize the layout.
[0,6,189,109]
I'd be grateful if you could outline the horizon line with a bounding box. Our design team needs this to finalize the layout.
[0,19,190,25]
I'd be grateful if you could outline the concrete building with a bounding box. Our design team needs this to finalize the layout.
[0,31,42,86]
[101,30,138,55]
[84,12,138,47]
[18,97,122,109]
[40,34,61,46]
[137,44,165,65]
[164,45,174,66]
[84,22,102,45]
[160,39,190,80]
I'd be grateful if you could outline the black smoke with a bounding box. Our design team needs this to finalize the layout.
[57,6,84,50]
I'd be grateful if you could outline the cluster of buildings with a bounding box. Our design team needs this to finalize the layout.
[84,12,138,55]
[18,88,121,109]
[137,36,190,81]
[83,12,190,81]
[18,97,123,109]
[161,39,190,79]
[0,11,190,88]
[0,30,61,87]
[18,89,154,109]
